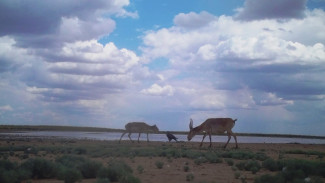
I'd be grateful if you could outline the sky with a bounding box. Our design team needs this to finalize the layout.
[0,0,325,136]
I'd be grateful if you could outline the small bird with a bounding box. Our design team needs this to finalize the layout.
[166,131,178,142]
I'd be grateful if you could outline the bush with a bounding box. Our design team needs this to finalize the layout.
[194,157,207,165]
[57,167,82,183]
[137,165,144,174]
[254,174,285,183]
[0,170,20,183]
[98,160,133,182]
[119,174,141,183]
[79,159,102,178]
[236,160,261,174]
[204,152,222,163]
[56,155,102,179]
[256,159,325,183]
[254,152,268,161]
[96,178,111,183]
[186,173,194,182]
[262,158,279,171]
[55,155,85,168]
[21,158,57,179]
[225,158,234,166]
[222,151,255,160]
[155,161,164,169]
[234,172,240,179]
[183,165,190,172]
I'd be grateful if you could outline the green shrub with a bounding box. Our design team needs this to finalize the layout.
[55,155,85,168]
[225,158,234,166]
[96,178,111,183]
[262,158,279,171]
[194,157,207,165]
[21,158,57,179]
[186,173,194,181]
[97,167,111,179]
[254,174,285,183]
[74,147,87,155]
[0,170,20,183]
[56,155,102,179]
[183,165,190,172]
[234,172,240,179]
[205,152,222,163]
[119,174,141,183]
[98,160,133,182]
[57,167,82,183]
[256,159,325,183]
[155,161,164,169]
[222,151,254,160]
[254,152,268,161]
[0,159,17,170]
[137,165,144,174]
[236,160,261,173]
[0,160,30,183]
[79,159,102,178]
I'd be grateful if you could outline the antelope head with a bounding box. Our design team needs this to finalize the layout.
[152,125,159,133]
[187,118,195,141]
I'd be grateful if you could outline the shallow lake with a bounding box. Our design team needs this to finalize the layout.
[1,131,325,144]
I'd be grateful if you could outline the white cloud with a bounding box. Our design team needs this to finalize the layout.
[174,11,217,29]
[59,17,116,42]
[0,105,13,111]
[141,83,174,96]
[140,7,325,120]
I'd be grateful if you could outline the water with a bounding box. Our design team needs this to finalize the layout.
[1,131,325,144]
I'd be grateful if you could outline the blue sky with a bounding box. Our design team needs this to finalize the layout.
[1,0,325,136]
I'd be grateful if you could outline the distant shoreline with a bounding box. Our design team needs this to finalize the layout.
[0,125,324,139]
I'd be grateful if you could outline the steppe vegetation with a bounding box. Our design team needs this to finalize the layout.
[0,137,324,183]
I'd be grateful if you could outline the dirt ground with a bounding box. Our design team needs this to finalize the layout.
[1,137,324,183]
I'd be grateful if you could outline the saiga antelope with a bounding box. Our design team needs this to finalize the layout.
[119,122,159,143]
[187,118,238,148]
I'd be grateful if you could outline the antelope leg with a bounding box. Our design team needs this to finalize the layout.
[137,133,141,143]
[233,133,238,148]
[119,132,126,143]
[224,132,231,148]
[128,132,134,143]
[200,133,207,147]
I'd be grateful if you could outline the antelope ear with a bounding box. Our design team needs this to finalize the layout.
[189,118,193,129]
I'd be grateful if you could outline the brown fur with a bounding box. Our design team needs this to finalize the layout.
[188,118,238,148]
[119,122,159,143]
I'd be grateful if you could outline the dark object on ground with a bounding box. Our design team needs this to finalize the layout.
[166,132,178,142]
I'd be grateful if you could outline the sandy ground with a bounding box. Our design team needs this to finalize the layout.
[0,137,324,183]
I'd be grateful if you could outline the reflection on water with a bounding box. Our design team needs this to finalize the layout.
[1,131,325,144]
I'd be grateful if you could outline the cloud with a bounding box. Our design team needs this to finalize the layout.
[58,17,116,43]
[0,105,13,111]
[140,8,325,112]
[0,36,32,73]
[21,40,141,102]
[0,0,135,48]
[173,11,217,29]
[235,0,307,21]
[141,84,174,96]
